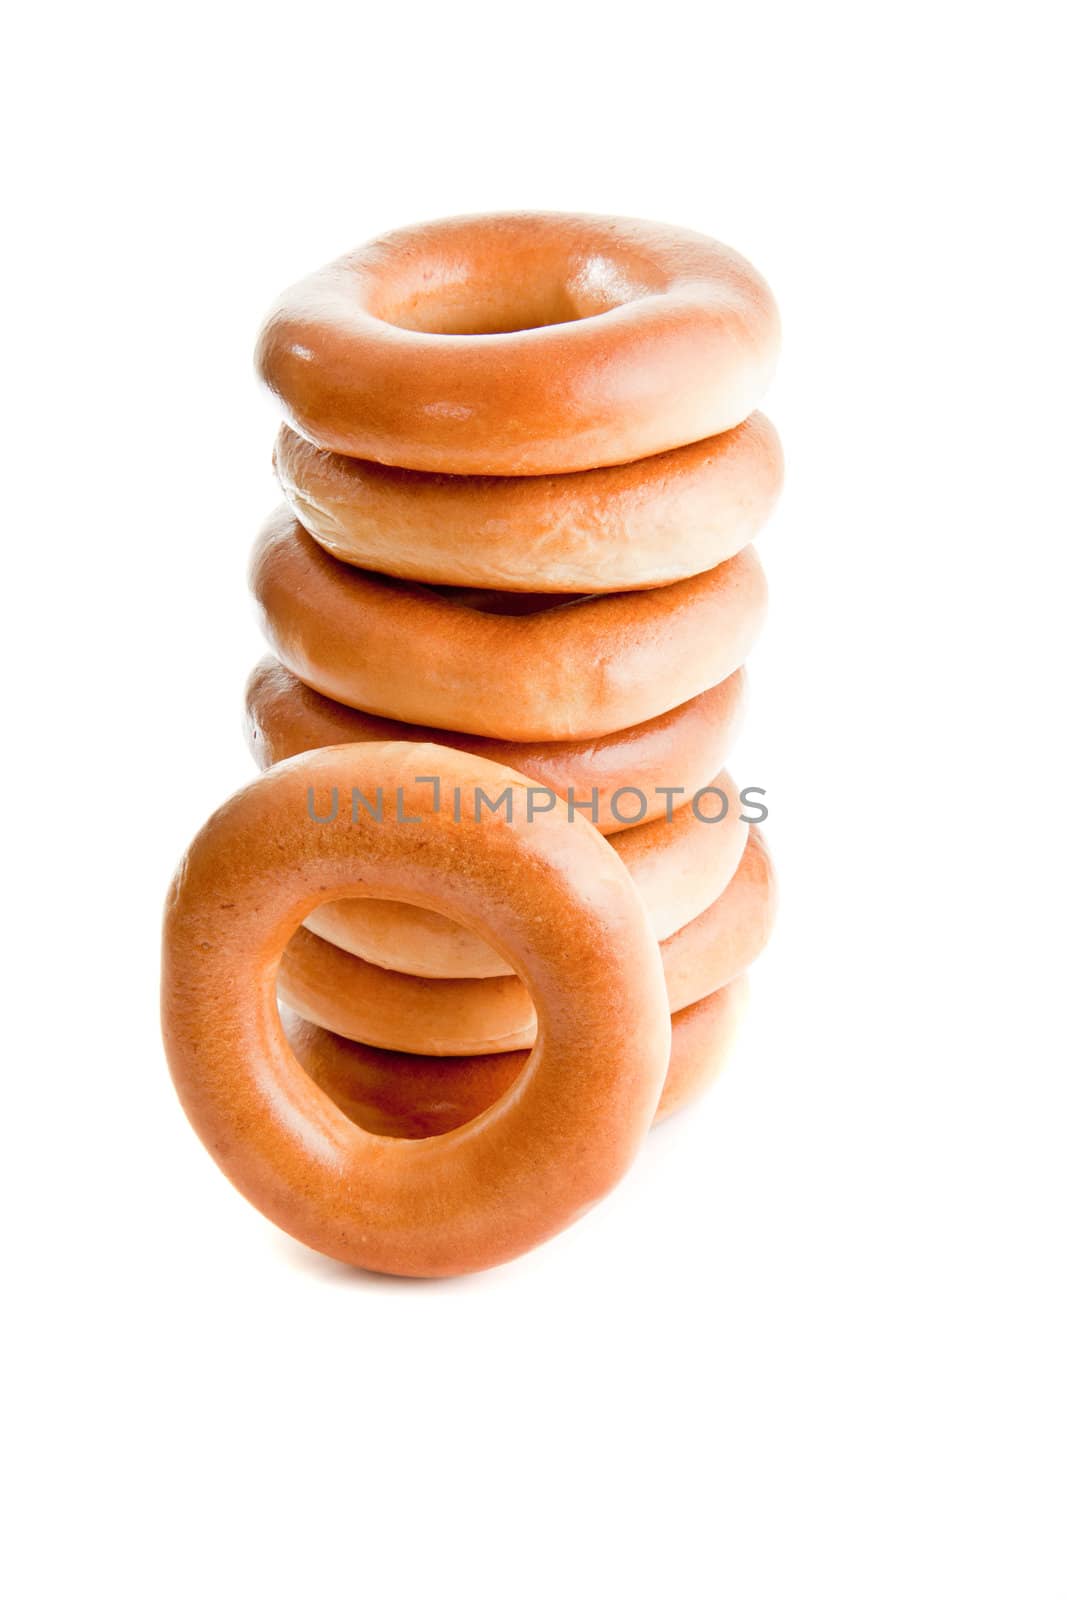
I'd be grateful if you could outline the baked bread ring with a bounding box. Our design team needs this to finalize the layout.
[306,776,747,978]
[279,828,775,1055]
[251,509,767,740]
[161,743,672,1278]
[245,657,747,839]
[274,411,783,592]
[255,212,780,474]
[282,978,748,1141]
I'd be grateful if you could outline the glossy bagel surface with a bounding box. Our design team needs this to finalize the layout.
[255,211,780,474]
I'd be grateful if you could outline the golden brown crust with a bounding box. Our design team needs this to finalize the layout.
[275,412,783,592]
[161,742,672,1278]
[255,213,780,474]
[279,828,775,1054]
[306,775,746,977]
[250,509,767,740]
[282,977,748,1140]
[245,656,747,838]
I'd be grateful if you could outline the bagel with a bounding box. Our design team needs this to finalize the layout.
[250,509,767,741]
[283,978,749,1141]
[245,656,747,839]
[161,743,672,1278]
[307,775,747,978]
[278,827,775,1054]
[274,411,783,592]
[255,212,780,474]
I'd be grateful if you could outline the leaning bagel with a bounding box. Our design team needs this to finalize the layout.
[306,775,747,978]
[275,411,783,592]
[255,212,780,474]
[279,828,776,1054]
[251,509,767,740]
[283,977,749,1141]
[162,742,672,1278]
[245,657,747,838]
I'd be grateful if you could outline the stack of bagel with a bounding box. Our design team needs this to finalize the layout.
[246,211,781,1140]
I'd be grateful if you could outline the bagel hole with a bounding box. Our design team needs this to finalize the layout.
[280,1000,528,1142]
[387,286,585,336]
[374,253,642,336]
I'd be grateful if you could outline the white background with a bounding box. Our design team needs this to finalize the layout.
[5,3,1065,1595]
